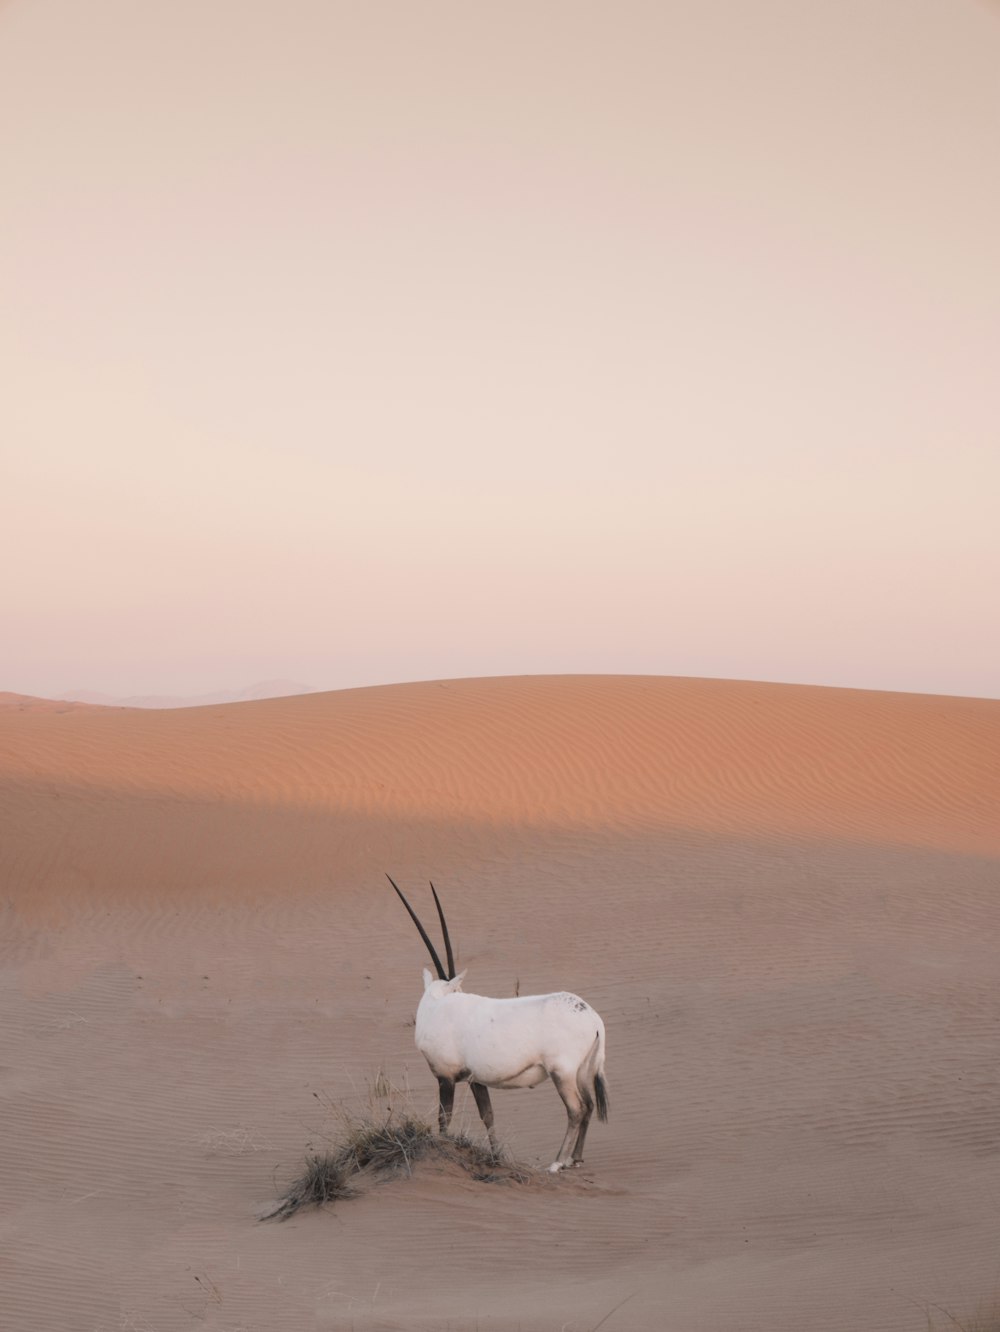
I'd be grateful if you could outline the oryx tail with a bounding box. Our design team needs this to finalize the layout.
[579,1029,610,1124]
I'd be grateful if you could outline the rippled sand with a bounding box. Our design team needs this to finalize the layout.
[3,676,998,1330]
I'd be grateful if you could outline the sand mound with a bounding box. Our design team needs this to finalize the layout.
[2,675,998,1330]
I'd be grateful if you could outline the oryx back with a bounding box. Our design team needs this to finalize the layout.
[416,986,604,1092]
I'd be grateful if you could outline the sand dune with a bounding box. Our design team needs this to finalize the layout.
[2,675,999,1330]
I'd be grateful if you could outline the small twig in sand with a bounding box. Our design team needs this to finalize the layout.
[589,1291,638,1331]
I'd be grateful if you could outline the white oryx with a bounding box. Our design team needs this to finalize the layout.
[388,875,609,1173]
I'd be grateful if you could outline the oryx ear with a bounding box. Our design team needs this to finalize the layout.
[422,967,435,990]
[444,969,467,993]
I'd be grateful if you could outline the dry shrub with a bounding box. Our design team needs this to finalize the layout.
[261,1082,534,1221]
[441,1130,533,1185]
[258,1154,357,1221]
[332,1111,435,1176]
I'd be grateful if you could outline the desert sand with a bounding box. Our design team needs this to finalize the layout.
[2,674,999,1331]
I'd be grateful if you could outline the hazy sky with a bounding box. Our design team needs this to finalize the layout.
[3,0,998,700]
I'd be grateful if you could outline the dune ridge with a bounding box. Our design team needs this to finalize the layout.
[2,677,997,887]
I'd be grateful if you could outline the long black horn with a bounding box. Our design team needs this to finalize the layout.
[386,874,446,980]
[429,881,455,980]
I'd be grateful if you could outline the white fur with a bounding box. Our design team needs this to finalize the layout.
[413,967,608,1172]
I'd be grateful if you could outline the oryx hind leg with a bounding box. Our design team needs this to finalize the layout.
[437,1076,455,1136]
[469,1081,499,1154]
[571,1110,593,1165]
[549,1070,586,1173]
[570,1080,594,1165]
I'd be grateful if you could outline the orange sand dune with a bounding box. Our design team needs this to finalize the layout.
[3,676,998,914]
[2,675,999,1331]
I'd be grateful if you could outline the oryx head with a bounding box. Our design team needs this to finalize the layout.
[387,874,466,991]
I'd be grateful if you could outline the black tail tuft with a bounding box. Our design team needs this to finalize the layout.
[594,1072,609,1123]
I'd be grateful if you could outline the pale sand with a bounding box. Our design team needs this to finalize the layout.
[2,675,999,1331]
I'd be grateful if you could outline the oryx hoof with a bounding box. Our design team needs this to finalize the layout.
[547,1161,567,1174]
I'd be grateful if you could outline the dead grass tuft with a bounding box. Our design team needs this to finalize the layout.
[260,1086,535,1221]
[442,1130,534,1185]
[333,1111,435,1176]
[258,1153,357,1221]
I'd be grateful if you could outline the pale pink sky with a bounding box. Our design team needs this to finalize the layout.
[2,0,998,701]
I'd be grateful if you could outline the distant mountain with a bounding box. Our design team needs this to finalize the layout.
[60,680,318,709]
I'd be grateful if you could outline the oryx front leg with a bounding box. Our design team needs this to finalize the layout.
[549,1070,586,1173]
[437,1076,455,1136]
[470,1081,498,1154]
